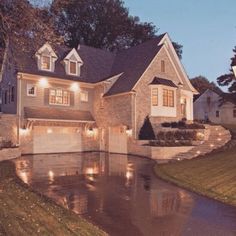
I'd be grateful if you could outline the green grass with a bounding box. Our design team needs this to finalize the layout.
[155,142,236,207]
[0,161,106,236]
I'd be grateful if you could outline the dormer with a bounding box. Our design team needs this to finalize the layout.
[64,48,83,77]
[35,43,58,72]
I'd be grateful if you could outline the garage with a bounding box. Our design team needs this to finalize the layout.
[33,126,82,154]
[109,126,127,154]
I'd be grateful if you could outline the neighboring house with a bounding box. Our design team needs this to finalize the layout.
[0,33,197,154]
[194,89,236,124]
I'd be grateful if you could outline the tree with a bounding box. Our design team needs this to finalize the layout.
[51,0,183,57]
[0,0,59,48]
[190,76,221,94]
[139,116,155,140]
[217,46,236,93]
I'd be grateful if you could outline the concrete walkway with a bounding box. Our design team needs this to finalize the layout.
[172,125,231,161]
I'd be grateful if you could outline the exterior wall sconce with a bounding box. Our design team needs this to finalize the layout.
[86,127,94,137]
[39,77,48,87]
[126,126,133,137]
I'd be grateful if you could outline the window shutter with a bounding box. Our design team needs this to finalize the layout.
[44,88,49,105]
[70,92,75,106]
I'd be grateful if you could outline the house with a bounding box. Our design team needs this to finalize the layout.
[0,33,197,154]
[193,89,236,124]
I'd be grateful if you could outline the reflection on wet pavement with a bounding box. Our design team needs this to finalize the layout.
[15,152,236,236]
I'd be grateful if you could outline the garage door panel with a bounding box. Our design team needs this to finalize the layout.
[33,126,82,154]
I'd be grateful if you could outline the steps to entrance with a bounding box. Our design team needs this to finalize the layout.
[157,125,231,164]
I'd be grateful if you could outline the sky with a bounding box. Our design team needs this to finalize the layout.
[124,0,236,83]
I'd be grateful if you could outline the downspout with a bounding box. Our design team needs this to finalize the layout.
[16,73,22,146]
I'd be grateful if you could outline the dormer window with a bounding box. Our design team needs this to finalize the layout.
[41,55,51,71]
[69,61,77,75]
[64,48,83,77]
[35,43,58,72]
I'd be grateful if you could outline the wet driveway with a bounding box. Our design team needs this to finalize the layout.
[14,152,236,236]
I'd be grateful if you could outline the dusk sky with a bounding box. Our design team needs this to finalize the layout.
[124,0,236,84]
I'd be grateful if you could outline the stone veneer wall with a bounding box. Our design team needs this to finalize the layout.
[133,47,185,138]
[0,114,18,145]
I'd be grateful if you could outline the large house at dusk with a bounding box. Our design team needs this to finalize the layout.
[0,33,197,154]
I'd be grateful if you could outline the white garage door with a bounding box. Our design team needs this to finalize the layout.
[109,126,127,154]
[33,126,82,154]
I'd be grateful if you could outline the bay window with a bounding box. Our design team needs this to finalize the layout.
[163,89,174,107]
[151,88,158,106]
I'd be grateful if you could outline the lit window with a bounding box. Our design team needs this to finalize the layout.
[161,60,165,72]
[151,88,158,106]
[233,110,236,118]
[49,88,70,106]
[163,89,174,107]
[69,61,77,75]
[41,55,51,70]
[216,110,220,118]
[100,93,104,108]
[80,90,88,102]
[27,84,37,97]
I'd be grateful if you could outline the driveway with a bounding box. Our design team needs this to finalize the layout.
[14,152,236,236]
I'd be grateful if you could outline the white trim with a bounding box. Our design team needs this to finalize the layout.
[159,34,198,94]
[27,118,95,123]
[64,48,83,63]
[162,46,184,84]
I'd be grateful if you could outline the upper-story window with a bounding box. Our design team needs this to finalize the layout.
[35,43,58,72]
[161,60,165,73]
[69,61,77,75]
[41,55,51,71]
[49,88,70,106]
[151,88,158,106]
[80,90,88,102]
[64,48,83,77]
[216,110,220,118]
[163,89,174,107]
[27,84,37,97]
[233,110,236,118]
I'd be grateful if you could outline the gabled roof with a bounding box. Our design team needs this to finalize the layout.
[149,77,178,88]
[194,88,236,105]
[104,34,166,96]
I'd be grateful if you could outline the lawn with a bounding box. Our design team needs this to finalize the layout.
[0,161,106,236]
[155,136,236,207]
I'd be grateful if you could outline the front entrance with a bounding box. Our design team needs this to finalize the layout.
[109,126,127,154]
[33,126,82,154]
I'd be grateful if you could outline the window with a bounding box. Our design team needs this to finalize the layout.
[207,96,211,105]
[216,110,220,118]
[4,91,7,104]
[151,88,158,106]
[69,61,77,75]
[11,86,14,102]
[27,84,37,97]
[233,110,236,118]
[41,55,51,70]
[161,60,165,72]
[163,89,174,107]
[100,93,104,108]
[80,90,88,102]
[49,88,70,106]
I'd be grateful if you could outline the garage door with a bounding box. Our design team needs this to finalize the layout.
[33,126,82,154]
[109,126,127,154]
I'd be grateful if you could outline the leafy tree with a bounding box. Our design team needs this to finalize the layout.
[51,0,183,57]
[190,76,221,94]
[217,46,236,93]
[139,116,155,140]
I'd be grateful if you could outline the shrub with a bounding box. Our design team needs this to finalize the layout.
[139,116,156,140]
[170,122,178,128]
[0,140,14,149]
[162,122,171,128]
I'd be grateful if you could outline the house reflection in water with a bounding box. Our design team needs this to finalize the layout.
[14,153,195,236]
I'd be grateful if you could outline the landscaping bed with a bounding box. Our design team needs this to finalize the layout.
[0,161,106,236]
[154,140,236,207]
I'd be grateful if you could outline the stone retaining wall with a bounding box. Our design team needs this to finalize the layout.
[0,148,21,161]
